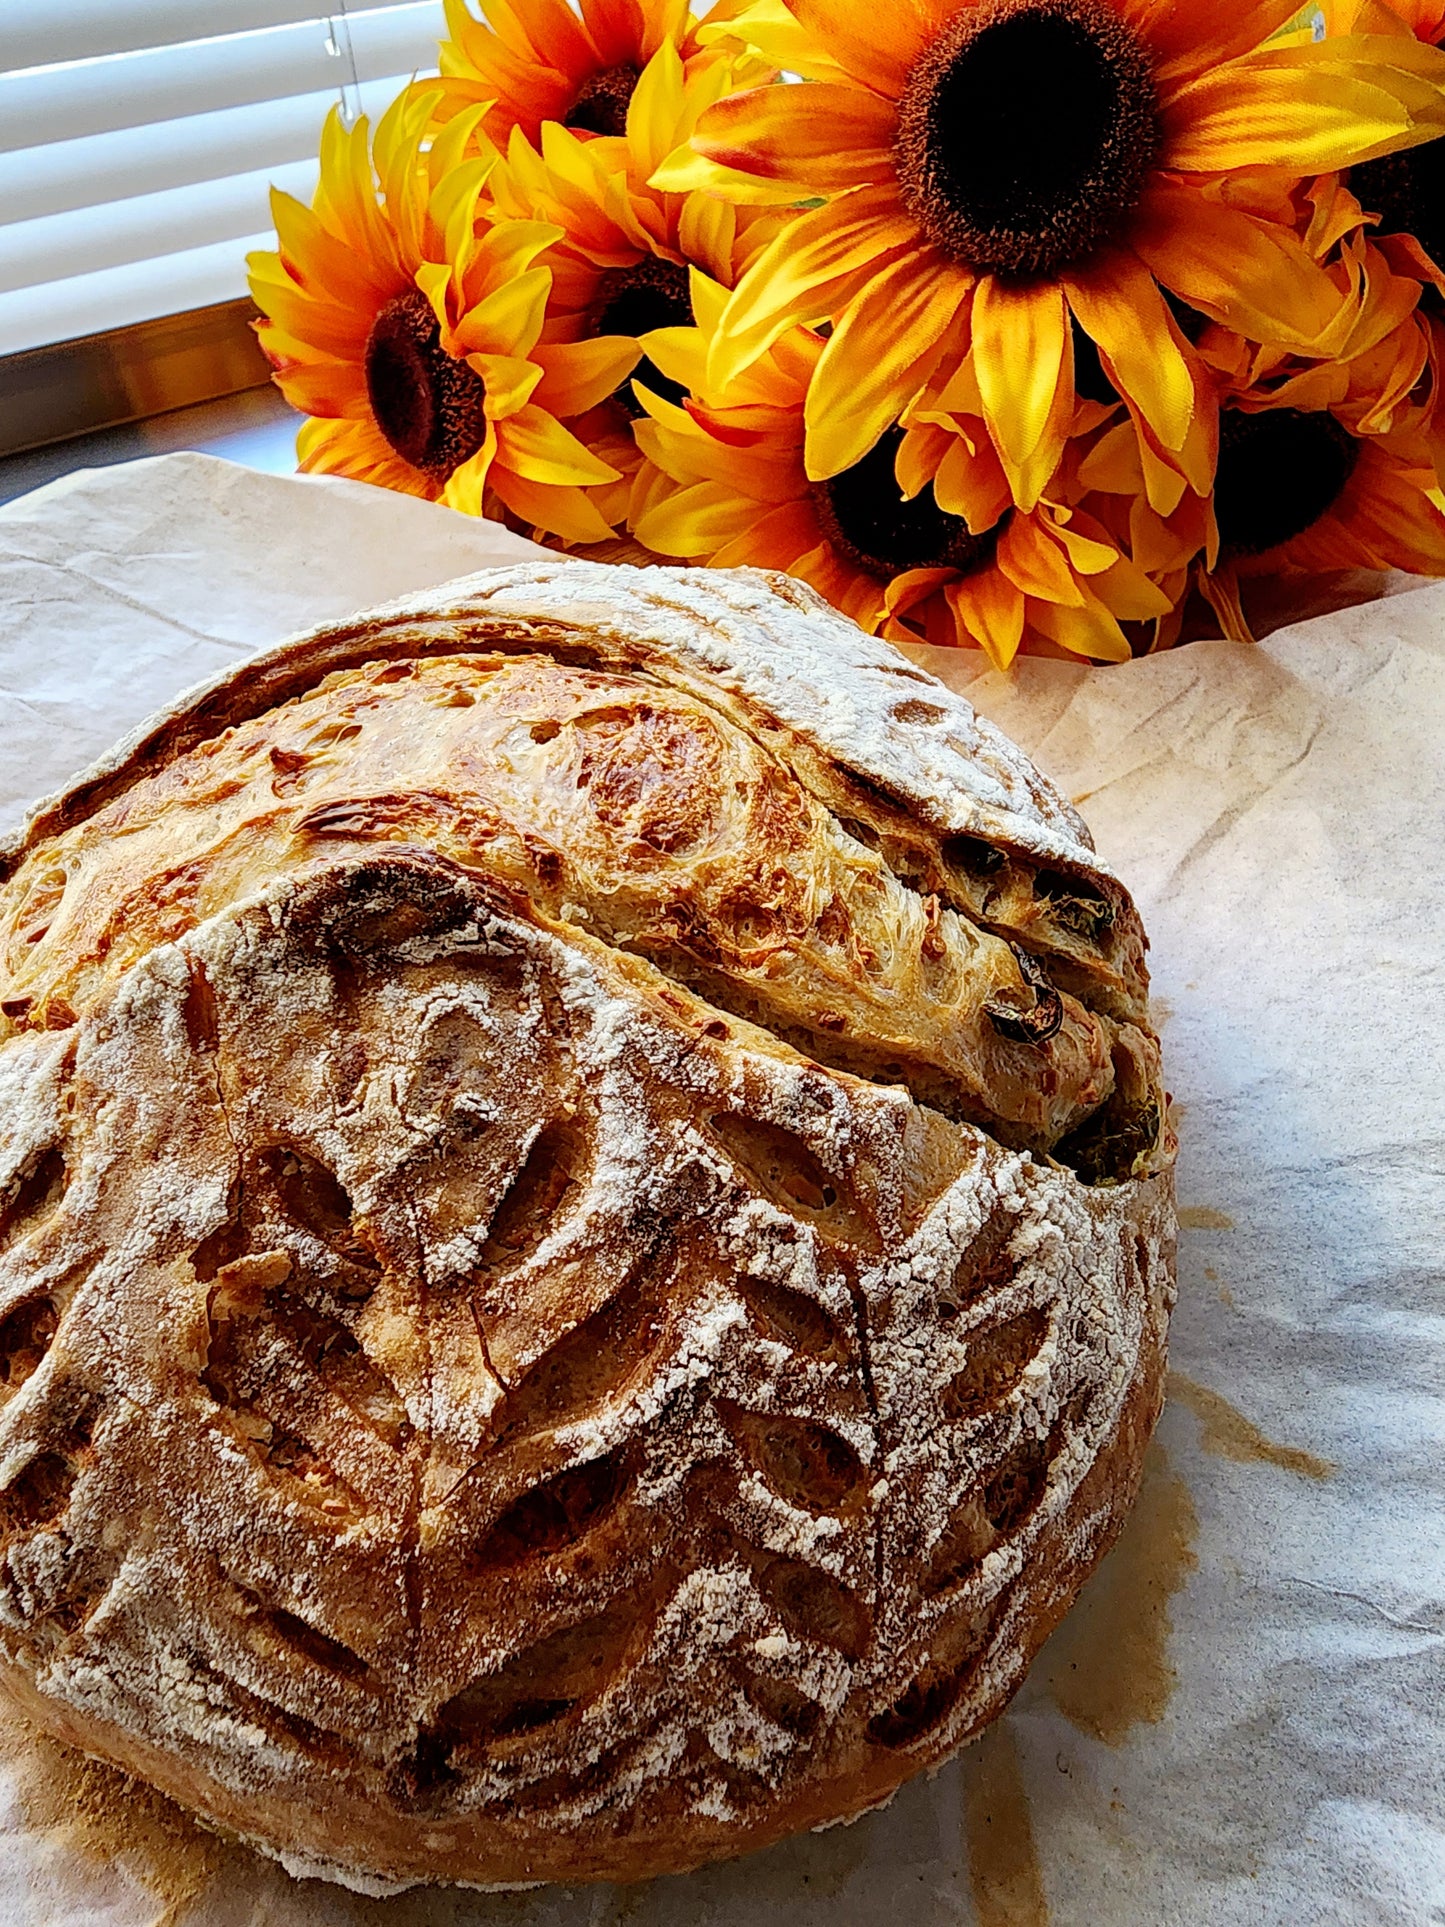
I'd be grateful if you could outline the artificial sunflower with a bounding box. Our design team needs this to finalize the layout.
[1193,346,1445,639]
[248,89,621,542]
[630,272,1176,666]
[655,0,1445,499]
[481,42,785,530]
[426,0,761,150]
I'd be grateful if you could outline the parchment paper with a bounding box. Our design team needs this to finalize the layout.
[0,452,1439,1927]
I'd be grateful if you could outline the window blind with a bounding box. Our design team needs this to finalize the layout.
[0,2,446,359]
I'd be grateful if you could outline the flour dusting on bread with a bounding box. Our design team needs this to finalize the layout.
[0,565,1173,1890]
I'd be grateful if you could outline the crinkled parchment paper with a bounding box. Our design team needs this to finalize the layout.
[0,454,1439,1927]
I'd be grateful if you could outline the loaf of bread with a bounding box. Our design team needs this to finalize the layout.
[0,562,1174,1892]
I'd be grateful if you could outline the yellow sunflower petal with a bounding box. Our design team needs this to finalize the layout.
[694,0,852,84]
[452,266,552,358]
[487,471,619,543]
[686,266,731,338]
[626,40,689,179]
[437,428,500,516]
[1145,0,1301,87]
[1162,63,1413,173]
[633,409,713,487]
[1091,554,1175,622]
[469,352,544,417]
[462,219,565,302]
[804,248,972,479]
[532,336,641,413]
[495,403,622,484]
[649,144,812,204]
[415,259,454,335]
[633,478,761,554]
[1027,587,1133,663]
[971,274,1067,469]
[312,109,402,276]
[710,186,914,382]
[296,414,349,471]
[373,87,437,267]
[248,263,372,360]
[674,193,739,286]
[269,187,396,309]
[433,156,498,272]
[636,324,708,393]
[1050,519,1123,577]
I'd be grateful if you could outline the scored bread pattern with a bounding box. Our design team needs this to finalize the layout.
[0,565,1173,1891]
[0,857,1167,1887]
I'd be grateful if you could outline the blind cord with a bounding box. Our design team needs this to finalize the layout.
[323,3,362,127]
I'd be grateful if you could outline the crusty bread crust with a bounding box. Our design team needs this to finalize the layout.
[0,565,1174,1890]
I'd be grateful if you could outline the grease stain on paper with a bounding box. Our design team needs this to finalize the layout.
[0,1698,563,1927]
[1169,1373,1334,1480]
[0,1695,231,1926]
[1039,1442,1199,1745]
[1177,1207,1233,1230]
[961,1723,1048,1927]
[597,1886,653,1927]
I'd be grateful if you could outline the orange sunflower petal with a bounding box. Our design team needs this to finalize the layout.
[710,497,823,569]
[1143,0,1301,86]
[996,516,1087,607]
[946,571,1026,671]
[1064,252,1196,454]
[687,82,897,192]
[1131,181,1348,349]
[781,0,933,97]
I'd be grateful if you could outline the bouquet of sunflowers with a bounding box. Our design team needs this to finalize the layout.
[249,0,1445,667]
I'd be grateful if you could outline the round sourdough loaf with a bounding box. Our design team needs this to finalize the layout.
[0,562,1174,1892]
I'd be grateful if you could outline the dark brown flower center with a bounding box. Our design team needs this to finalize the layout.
[363,289,488,481]
[814,428,1005,578]
[895,0,1159,278]
[1352,138,1445,270]
[564,63,640,138]
[586,257,693,417]
[1214,407,1359,557]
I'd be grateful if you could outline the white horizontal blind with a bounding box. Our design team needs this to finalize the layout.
[0,2,445,357]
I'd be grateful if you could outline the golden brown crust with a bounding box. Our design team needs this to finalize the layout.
[0,564,1175,1891]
